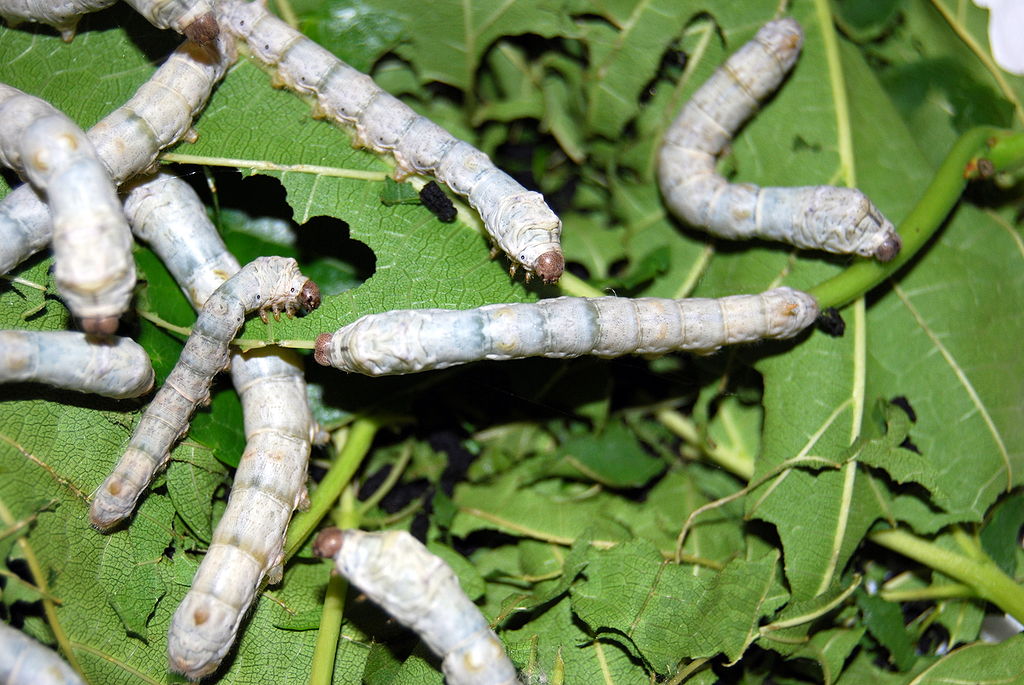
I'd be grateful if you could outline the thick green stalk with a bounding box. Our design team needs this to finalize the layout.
[308,489,359,685]
[870,527,1024,623]
[810,126,1002,309]
[284,416,380,562]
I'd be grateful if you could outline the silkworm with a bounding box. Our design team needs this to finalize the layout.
[314,287,819,376]
[0,0,115,41]
[123,0,219,44]
[657,18,901,261]
[313,528,520,685]
[0,38,235,281]
[216,0,564,283]
[0,83,135,334]
[0,0,215,42]
[0,621,85,685]
[123,170,315,679]
[419,181,456,223]
[0,330,153,398]
[89,255,320,530]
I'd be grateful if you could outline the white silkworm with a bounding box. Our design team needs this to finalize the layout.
[0,0,215,42]
[313,529,520,685]
[314,287,819,376]
[0,37,235,281]
[0,330,153,398]
[657,18,901,261]
[0,0,115,41]
[124,0,219,44]
[89,255,320,530]
[217,0,564,283]
[124,170,315,679]
[0,83,135,334]
[0,621,85,685]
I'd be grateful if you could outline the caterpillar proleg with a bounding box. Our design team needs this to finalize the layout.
[0,621,86,685]
[216,0,564,283]
[314,287,819,376]
[0,83,135,334]
[657,18,901,261]
[313,529,521,685]
[124,171,315,679]
[0,0,115,41]
[0,38,234,281]
[89,256,320,530]
[0,330,153,398]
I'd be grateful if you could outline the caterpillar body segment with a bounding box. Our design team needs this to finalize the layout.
[314,287,819,376]
[0,330,153,398]
[0,0,115,41]
[313,529,521,685]
[168,346,313,679]
[657,18,901,261]
[0,37,235,280]
[217,0,564,283]
[122,171,239,308]
[124,170,315,679]
[0,621,86,685]
[89,256,320,530]
[123,0,218,44]
[0,83,135,334]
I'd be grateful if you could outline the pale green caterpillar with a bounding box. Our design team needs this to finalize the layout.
[315,288,819,376]
[217,0,564,283]
[658,18,901,261]
[314,529,521,685]
[0,83,135,334]
[89,256,320,530]
[124,170,316,679]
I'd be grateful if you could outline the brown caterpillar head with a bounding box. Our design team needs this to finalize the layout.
[80,315,120,337]
[184,12,220,45]
[873,233,902,262]
[534,250,565,284]
[313,527,345,559]
[300,280,322,312]
[314,333,333,366]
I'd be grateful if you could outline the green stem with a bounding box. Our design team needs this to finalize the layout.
[809,126,1003,310]
[869,527,1024,623]
[308,490,359,685]
[284,417,380,562]
[967,130,1024,177]
[880,583,974,603]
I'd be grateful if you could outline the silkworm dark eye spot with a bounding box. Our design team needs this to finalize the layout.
[313,528,345,558]
[193,608,209,626]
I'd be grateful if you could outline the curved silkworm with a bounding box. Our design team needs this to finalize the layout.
[657,18,901,261]
[216,0,564,283]
[313,528,520,685]
[124,0,219,44]
[0,38,235,282]
[0,621,85,685]
[314,287,819,376]
[0,0,115,41]
[89,255,320,530]
[0,330,153,398]
[0,83,135,334]
[124,170,315,679]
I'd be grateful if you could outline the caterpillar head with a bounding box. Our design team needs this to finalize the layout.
[313,527,345,559]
